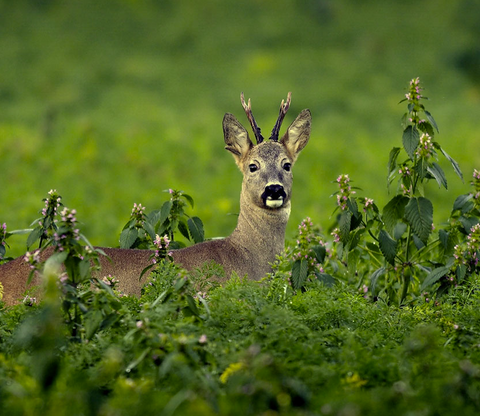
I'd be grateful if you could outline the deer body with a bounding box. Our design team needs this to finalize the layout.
[0,94,311,305]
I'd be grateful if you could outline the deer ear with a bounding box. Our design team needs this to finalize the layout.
[280,109,311,163]
[223,113,254,165]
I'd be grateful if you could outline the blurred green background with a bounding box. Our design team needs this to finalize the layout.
[1,0,480,257]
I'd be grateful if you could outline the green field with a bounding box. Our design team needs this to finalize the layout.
[2,0,480,257]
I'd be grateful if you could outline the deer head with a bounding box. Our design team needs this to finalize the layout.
[223,92,311,212]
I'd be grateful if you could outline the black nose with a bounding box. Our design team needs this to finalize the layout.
[261,184,287,207]
[265,184,285,199]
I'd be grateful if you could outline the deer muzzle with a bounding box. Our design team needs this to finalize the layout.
[262,183,287,208]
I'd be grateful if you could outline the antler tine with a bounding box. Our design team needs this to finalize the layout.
[241,92,264,144]
[270,92,292,141]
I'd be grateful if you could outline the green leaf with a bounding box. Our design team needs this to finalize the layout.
[439,146,463,182]
[147,209,162,227]
[182,193,195,208]
[188,216,204,243]
[311,245,326,264]
[404,197,433,245]
[119,227,138,249]
[383,195,409,234]
[79,259,91,279]
[126,348,151,373]
[185,294,200,317]
[418,120,435,137]
[421,266,449,291]
[315,272,335,287]
[459,216,479,234]
[439,229,449,250]
[338,210,352,243]
[143,222,156,241]
[415,157,429,180]
[393,222,408,240]
[178,219,190,241]
[370,267,386,297]
[452,194,474,213]
[402,125,420,160]
[26,226,43,250]
[159,200,173,228]
[424,110,439,133]
[387,147,401,179]
[291,259,308,290]
[427,162,447,189]
[456,264,467,283]
[378,230,397,265]
[85,310,103,340]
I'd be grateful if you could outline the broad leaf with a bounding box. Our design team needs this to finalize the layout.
[459,216,479,234]
[120,227,138,249]
[439,146,463,182]
[439,229,449,250]
[456,264,467,283]
[178,219,191,241]
[370,267,386,297]
[338,211,352,243]
[452,193,474,213]
[315,272,335,287]
[393,222,408,240]
[424,110,439,133]
[383,195,409,234]
[427,162,447,189]
[421,266,449,290]
[311,245,326,264]
[143,222,156,241]
[291,259,308,290]
[26,226,43,250]
[402,125,420,160]
[387,147,401,180]
[158,200,173,228]
[188,216,204,243]
[404,197,433,245]
[378,229,397,265]
[182,193,195,208]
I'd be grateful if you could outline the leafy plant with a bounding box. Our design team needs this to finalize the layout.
[119,189,205,250]
[330,77,477,305]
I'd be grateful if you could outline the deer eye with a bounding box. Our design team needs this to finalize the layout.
[283,163,292,172]
[249,164,258,173]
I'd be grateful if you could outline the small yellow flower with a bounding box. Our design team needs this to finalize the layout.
[220,362,246,384]
[343,372,368,388]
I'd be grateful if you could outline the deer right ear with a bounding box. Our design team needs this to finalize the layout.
[223,113,254,166]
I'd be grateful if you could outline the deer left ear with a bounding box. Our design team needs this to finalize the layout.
[223,113,254,167]
[280,109,311,163]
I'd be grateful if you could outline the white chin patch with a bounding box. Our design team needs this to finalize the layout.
[266,198,284,208]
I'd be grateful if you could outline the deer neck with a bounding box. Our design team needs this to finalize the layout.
[229,189,290,259]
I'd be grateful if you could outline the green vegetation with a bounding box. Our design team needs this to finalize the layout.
[1,187,480,414]
[1,1,480,414]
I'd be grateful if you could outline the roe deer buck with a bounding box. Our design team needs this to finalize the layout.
[0,93,311,305]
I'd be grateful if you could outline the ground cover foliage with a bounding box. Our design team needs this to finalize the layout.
[1,80,480,415]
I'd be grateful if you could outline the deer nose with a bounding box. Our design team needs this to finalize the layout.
[262,184,287,208]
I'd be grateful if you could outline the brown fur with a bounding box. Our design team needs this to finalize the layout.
[0,101,311,306]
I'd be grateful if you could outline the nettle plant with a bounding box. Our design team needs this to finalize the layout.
[19,190,122,340]
[333,77,479,305]
[119,189,204,250]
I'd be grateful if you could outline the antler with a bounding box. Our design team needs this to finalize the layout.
[241,92,265,144]
[270,92,292,142]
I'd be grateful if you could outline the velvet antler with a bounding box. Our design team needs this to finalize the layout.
[241,92,265,144]
[270,92,291,141]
